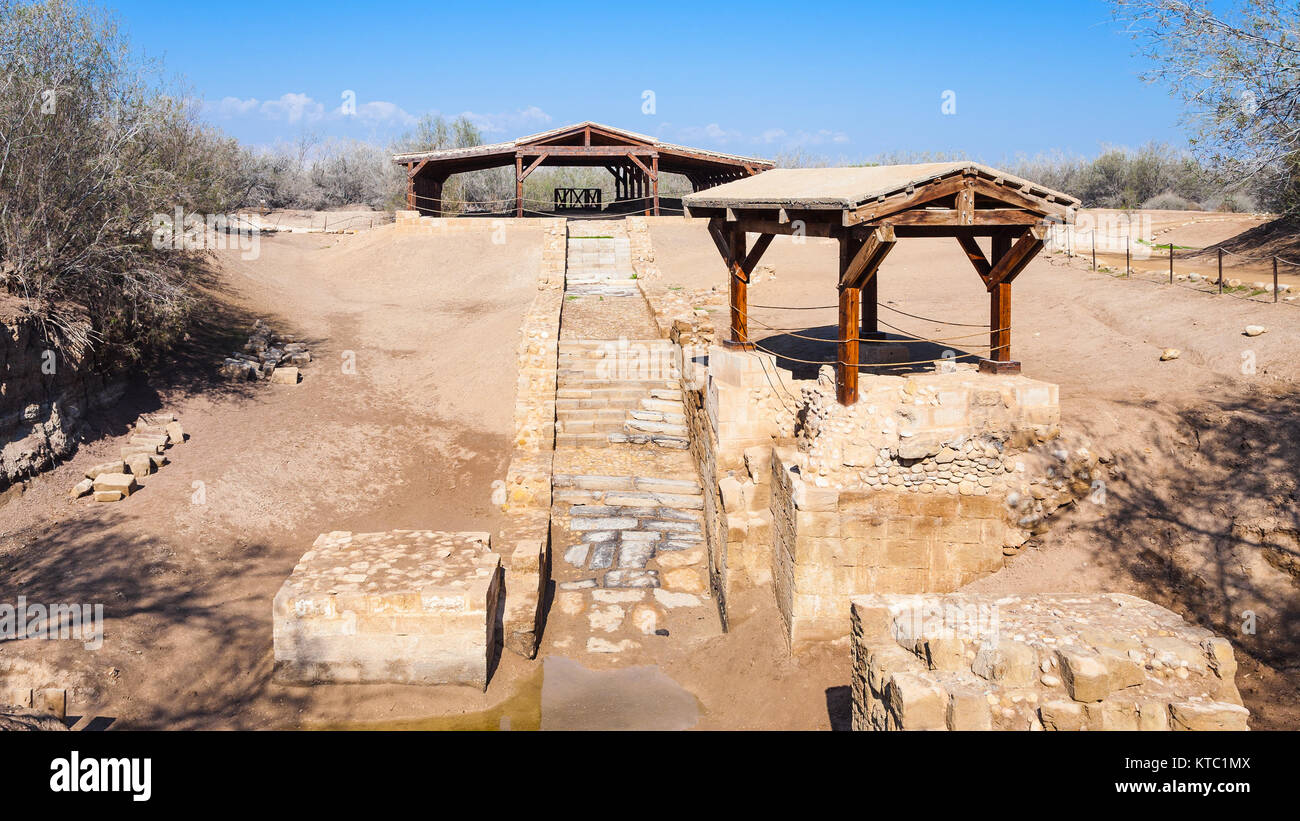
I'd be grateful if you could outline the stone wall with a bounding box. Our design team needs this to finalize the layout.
[497,218,566,657]
[851,593,1249,731]
[773,465,1008,646]
[1,311,124,495]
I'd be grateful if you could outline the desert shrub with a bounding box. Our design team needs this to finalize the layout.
[0,0,246,357]
[1140,192,1199,210]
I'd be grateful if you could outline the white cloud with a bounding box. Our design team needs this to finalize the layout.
[205,92,416,127]
[662,122,850,149]
[460,105,552,134]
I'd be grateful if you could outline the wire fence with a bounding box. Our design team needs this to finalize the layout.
[1044,223,1295,306]
[407,190,692,219]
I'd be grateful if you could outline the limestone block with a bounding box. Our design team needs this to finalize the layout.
[886,672,948,730]
[273,530,501,688]
[1169,701,1250,731]
[270,366,300,384]
[1056,646,1111,702]
[92,472,136,496]
[125,453,153,477]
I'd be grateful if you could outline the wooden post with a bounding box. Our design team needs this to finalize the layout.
[838,285,860,405]
[726,225,751,347]
[861,273,882,340]
[406,164,415,210]
[989,233,1013,365]
[652,155,660,216]
[515,156,524,218]
[989,282,1011,362]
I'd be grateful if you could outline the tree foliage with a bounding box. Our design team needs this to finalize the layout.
[1113,0,1300,211]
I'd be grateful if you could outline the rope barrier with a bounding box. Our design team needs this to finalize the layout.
[733,303,1001,347]
[747,300,988,329]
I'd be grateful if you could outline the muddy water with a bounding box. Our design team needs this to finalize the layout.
[309,657,701,731]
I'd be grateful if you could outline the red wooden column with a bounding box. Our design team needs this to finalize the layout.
[860,273,883,340]
[651,155,660,216]
[725,224,752,348]
[987,232,1015,369]
[837,285,860,405]
[837,236,861,405]
[515,155,524,218]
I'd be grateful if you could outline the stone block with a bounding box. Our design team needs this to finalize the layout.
[1055,646,1111,702]
[886,672,948,730]
[1169,701,1250,731]
[273,530,500,688]
[92,472,136,496]
[270,366,300,384]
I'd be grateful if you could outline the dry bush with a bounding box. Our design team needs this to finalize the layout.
[0,0,243,357]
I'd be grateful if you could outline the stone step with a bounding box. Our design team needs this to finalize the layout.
[556,433,615,448]
[630,409,687,425]
[559,340,673,349]
[609,432,690,449]
[640,398,684,414]
[555,408,633,423]
[625,419,689,436]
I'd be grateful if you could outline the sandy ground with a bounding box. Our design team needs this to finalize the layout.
[0,226,545,728]
[2,209,1297,730]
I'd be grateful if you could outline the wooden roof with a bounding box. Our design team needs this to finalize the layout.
[392,121,773,174]
[683,162,1079,222]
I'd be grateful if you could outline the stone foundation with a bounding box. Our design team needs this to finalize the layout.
[773,466,1008,646]
[273,530,502,688]
[851,593,1248,731]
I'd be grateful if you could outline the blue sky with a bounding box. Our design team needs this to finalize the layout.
[113,0,1187,162]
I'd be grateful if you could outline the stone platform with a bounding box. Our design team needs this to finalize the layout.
[273,530,502,688]
[851,593,1248,731]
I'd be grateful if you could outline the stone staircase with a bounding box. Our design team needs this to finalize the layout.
[539,219,720,657]
[555,340,688,448]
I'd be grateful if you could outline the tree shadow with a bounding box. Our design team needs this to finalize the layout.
[1077,386,1300,672]
[0,514,311,729]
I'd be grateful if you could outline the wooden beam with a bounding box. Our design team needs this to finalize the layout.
[990,281,1012,362]
[839,224,897,288]
[518,154,546,183]
[956,235,992,284]
[846,174,968,224]
[985,225,1047,290]
[887,208,1042,226]
[741,233,774,276]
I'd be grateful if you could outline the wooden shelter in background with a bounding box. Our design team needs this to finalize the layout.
[393,122,773,218]
[682,162,1079,405]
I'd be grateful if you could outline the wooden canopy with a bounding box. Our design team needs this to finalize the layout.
[682,162,1080,405]
[393,121,773,217]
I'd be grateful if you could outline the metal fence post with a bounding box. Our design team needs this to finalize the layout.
[1168,243,1173,284]
[1091,230,1096,271]
[1274,256,1279,303]
[1218,247,1224,294]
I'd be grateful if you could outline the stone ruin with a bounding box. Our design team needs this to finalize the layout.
[221,318,310,384]
[69,412,185,503]
[272,530,502,688]
[851,593,1248,731]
